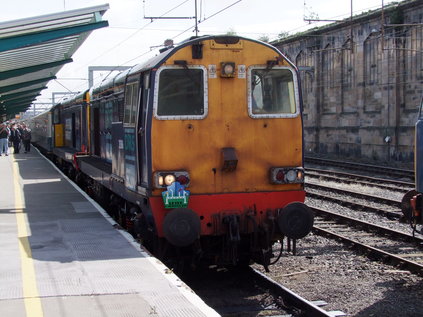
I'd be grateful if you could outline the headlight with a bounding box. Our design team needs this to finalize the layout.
[220,62,235,77]
[270,167,305,184]
[286,170,297,182]
[154,171,190,188]
[163,174,176,186]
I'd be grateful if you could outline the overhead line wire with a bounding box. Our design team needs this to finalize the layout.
[75,0,191,72]
[120,0,244,67]
[170,0,243,40]
[66,0,194,95]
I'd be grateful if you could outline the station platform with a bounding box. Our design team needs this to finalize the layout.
[0,147,219,317]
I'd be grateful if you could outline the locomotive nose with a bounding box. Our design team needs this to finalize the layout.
[163,208,201,247]
[277,202,314,239]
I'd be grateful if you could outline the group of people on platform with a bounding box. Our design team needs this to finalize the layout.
[0,122,32,156]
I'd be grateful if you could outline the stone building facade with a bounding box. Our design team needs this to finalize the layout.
[273,0,423,166]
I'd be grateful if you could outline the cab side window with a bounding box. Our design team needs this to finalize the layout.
[124,81,139,126]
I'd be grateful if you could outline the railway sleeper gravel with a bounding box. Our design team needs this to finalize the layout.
[312,208,423,276]
[304,157,414,180]
[306,191,402,220]
[251,268,345,317]
[306,183,401,209]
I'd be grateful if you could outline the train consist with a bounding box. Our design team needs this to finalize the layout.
[28,35,314,270]
[402,95,423,236]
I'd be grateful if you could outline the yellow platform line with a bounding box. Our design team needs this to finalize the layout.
[12,158,44,317]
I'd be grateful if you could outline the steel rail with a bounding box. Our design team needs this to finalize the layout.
[305,157,414,180]
[306,167,414,192]
[250,267,335,317]
[306,182,402,208]
[311,206,422,242]
[311,207,423,276]
[306,191,402,220]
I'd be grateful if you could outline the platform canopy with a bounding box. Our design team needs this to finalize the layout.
[0,4,109,120]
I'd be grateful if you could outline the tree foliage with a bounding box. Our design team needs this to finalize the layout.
[278,31,289,40]
[258,35,270,43]
[226,28,237,35]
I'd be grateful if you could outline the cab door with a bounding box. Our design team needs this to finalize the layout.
[137,72,150,190]
[123,75,140,191]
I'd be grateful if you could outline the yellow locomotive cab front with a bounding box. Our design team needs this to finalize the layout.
[151,38,304,195]
[148,36,314,267]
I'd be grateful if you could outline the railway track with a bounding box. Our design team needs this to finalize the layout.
[250,268,342,317]
[306,167,414,193]
[305,156,414,180]
[306,182,403,220]
[184,266,341,317]
[311,206,423,276]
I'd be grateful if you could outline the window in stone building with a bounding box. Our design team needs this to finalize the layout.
[409,26,423,81]
[342,39,353,88]
[364,34,380,86]
[322,44,336,89]
[420,30,423,74]
[341,39,356,113]
[321,44,337,113]
[403,26,423,110]
[363,34,382,112]
[296,50,314,113]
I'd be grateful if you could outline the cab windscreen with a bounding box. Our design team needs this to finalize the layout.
[157,68,204,116]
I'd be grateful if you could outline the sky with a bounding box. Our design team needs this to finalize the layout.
[0,0,399,110]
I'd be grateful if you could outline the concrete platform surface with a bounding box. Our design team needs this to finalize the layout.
[0,147,220,317]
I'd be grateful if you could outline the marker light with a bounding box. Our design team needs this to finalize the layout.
[176,174,190,185]
[276,170,285,182]
[297,169,304,180]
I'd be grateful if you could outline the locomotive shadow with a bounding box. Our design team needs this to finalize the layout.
[354,279,423,317]
[14,154,147,263]
[181,266,297,316]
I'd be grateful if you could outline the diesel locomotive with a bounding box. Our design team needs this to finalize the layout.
[29,35,314,270]
[402,94,423,236]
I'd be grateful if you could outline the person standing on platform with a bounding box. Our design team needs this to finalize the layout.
[9,125,21,154]
[17,123,24,135]
[0,123,10,156]
[22,125,32,153]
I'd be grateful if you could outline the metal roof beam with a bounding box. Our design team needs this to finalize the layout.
[3,105,35,115]
[0,76,56,93]
[2,94,40,104]
[4,100,34,108]
[0,87,47,101]
[0,4,109,30]
[3,95,39,107]
[0,21,109,52]
[0,59,72,80]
